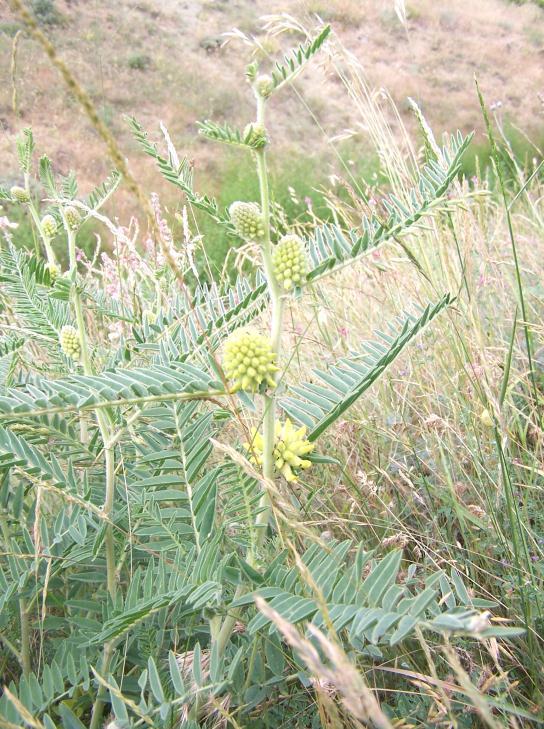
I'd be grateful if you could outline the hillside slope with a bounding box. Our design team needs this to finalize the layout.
[1,0,543,208]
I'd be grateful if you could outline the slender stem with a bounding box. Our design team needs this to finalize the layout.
[27,201,56,265]
[19,597,31,676]
[66,220,117,727]
[254,97,284,544]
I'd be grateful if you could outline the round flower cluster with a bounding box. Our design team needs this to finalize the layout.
[41,214,57,239]
[59,325,81,359]
[223,329,278,392]
[229,201,265,241]
[243,122,267,149]
[254,74,274,99]
[64,206,81,231]
[245,419,314,483]
[272,234,308,291]
[10,186,30,203]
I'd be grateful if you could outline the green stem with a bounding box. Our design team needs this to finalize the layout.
[66,221,117,727]
[19,597,31,676]
[254,97,284,546]
[215,94,285,660]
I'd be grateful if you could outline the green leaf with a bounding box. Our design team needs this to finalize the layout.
[270,25,331,92]
[280,295,454,440]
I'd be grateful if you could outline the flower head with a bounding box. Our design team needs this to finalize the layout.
[244,419,314,482]
[64,206,81,231]
[229,201,265,241]
[46,262,60,283]
[223,329,278,392]
[254,74,274,99]
[10,185,30,203]
[272,234,308,291]
[244,122,267,149]
[59,325,81,359]
[41,214,57,239]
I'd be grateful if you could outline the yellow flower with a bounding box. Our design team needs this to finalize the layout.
[244,418,314,482]
[41,214,57,239]
[229,201,265,240]
[272,234,308,291]
[59,325,81,359]
[10,185,30,203]
[223,329,278,392]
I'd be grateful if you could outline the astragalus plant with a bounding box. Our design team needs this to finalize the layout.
[0,24,522,729]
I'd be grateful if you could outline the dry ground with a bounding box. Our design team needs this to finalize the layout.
[0,0,543,209]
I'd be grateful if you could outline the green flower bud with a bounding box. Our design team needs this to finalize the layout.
[223,329,279,392]
[41,214,57,239]
[272,234,308,291]
[244,122,267,149]
[10,185,30,203]
[244,418,314,482]
[59,325,81,359]
[245,61,259,83]
[229,201,265,240]
[64,206,81,231]
[45,262,60,283]
[254,74,274,99]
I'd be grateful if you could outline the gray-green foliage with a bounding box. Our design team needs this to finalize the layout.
[0,25,521,729]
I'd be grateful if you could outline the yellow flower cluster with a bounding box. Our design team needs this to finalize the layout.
[59,325,81,359]
[10,186,30,203]
[245,419,314,482]
[229,201,265,240]
[223,330,279,392]
[41,214,57,239]
[64,206,81,231]
[272,234,308,291]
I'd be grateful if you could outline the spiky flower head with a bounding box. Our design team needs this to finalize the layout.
[64,206,81,231]
[244,122,267,149]
[45,262,60,283]
[229,201,265,241]
[272,234,308,291]
[59,325,81,359]
[245,419,314,482]
[10,185,30,203]
[254,74,274,99]
[223,329,278,392]
[41,214,57,239]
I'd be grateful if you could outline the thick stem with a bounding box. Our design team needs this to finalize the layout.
[214,94,285,660]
